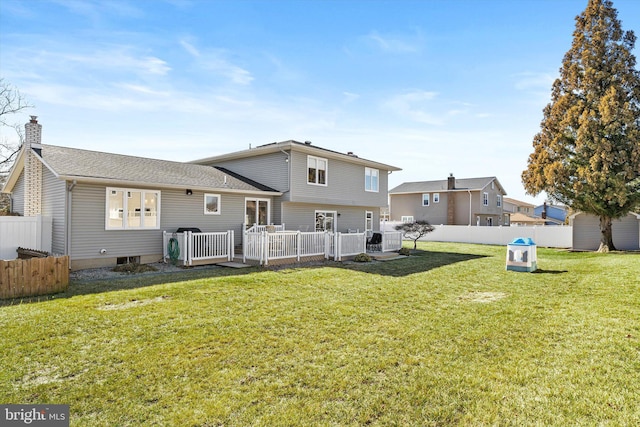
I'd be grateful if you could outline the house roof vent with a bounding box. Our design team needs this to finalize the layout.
[304,141,312,145]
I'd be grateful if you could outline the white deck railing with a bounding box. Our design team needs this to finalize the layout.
[382,231,403,252]
[243,229,400,265]
[163,230,234,266]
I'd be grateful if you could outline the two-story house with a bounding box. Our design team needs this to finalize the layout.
[1,118,400,269]
[389,174,507,226]
[192,140,401,234]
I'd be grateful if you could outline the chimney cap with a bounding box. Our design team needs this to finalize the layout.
[30,116,38,123]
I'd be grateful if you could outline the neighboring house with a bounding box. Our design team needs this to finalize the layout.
[388,174,507,226]
[503,198,543,226]
[503,198,535,215]
[570,212,640,251]
[2,117,400,269]
[534,202,568,225]
[192,140,401,234]
[509,212,546,226]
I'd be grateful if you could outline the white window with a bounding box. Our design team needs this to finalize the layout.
[204,194,221,215]
[496,195,502,207]
[106,188,160,230]
[365,167,379,192]
[401,216,414,223]
[307,155,327,186]
[315,211,336,232]
[422,193,430,206]
[483,192,489,206]
[365,211,373,232]
[433,193,440,203]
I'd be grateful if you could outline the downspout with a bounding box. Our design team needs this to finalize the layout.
[279,148,290,192]
[279,148,290,227]
[66,180,77,262]
[467,189,472,226]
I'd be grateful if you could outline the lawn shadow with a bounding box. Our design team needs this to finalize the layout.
[1,249,488,305]
[335,249,488,277]
[0,265,262,307]
[531,269,568,274]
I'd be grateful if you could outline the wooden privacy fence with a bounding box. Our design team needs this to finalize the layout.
[0,256,69,299]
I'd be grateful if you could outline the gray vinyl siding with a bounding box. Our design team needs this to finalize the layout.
[573,213,640,251]
[281,202,380,233]
[70,184,261,259]
[289,151,389,207]
[11,172,25,215]
[162,189,251,246]
[207,152,291,197]
[41,167,67,255]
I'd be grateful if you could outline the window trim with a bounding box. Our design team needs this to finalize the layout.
[433,193,440,203]
[483,192,489,206]
[365,167,379,192]
[422,193,430,206]
[496,195,502,208]
[204,193,221,215]
[307,155,328,186]
[105,187,161,230]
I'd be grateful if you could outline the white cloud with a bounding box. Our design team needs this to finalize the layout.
[513,72,555,91]
[180,39,200,57]
[342,92,360,103]
[366,30,422,54]
[179,39,253,85]
[383,90,445,125]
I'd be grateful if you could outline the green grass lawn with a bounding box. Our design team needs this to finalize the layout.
[1,242,639,426]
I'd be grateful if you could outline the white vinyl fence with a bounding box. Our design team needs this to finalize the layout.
[243,230,403,265]
[0,215,53,260]
[381,222,573,248]
[163,230,235,266]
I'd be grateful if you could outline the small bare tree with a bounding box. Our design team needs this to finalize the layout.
[1,78,33,175]
[395,220,435,250]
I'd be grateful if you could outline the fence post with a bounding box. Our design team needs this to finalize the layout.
[262,231,268,266]
[162,231,167,261]
[243,231,247,263]
[296,231,301,262]
[186,231,192,266]
[335,232,341,261]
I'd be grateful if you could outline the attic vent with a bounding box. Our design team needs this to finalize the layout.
[304,141,312,145]
[347,151,358,157]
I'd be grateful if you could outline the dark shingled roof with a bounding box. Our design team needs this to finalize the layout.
[37,144,278,193]
[390,177,503,194]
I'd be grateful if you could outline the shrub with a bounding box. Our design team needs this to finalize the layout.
[353,253,372,263]
[398,247,411,256]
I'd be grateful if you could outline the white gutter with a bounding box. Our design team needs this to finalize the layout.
[54,175,283,196]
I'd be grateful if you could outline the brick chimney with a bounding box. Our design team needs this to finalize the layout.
[447,173,455,190]
[447,174,455,224]
[23,116,43,216]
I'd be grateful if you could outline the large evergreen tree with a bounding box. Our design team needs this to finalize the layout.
[522,0,640,252]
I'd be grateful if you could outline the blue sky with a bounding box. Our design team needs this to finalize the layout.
[1,0,639,204]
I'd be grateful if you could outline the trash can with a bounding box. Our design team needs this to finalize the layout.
[506,237,537,272]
